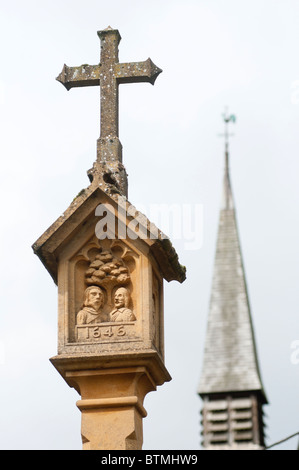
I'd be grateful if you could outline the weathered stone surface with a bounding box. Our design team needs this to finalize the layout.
[33,184,185,360]
[56,26,162,198]
[32,183,186,286]
[66,366,157,450]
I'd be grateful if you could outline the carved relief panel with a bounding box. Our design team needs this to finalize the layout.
[69,238,138,345]
[57,234,164,357]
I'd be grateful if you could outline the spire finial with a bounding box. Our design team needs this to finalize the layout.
[221,106,236,154]
[221,107,236,169]
[218,108,236,210]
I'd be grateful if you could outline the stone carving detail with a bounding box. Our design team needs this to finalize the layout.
[77,286,107,325]
[75,246,136,340]
[110,287,136,322]
[85,247,130,288]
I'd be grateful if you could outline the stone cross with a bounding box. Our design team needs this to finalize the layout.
[33,27,186,450]
[56,26,162,165]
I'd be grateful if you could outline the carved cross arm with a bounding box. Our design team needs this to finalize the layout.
[115,59,162,85]
[56,64,101,90]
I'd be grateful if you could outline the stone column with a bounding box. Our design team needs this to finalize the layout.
[69,367,154,450]
[51,351,171,450]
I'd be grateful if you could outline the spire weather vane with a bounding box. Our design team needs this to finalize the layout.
[219,107,236,154]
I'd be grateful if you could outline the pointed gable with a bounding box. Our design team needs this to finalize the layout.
[32,178,186,286]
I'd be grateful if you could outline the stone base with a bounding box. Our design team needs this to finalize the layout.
[50,351,171,450]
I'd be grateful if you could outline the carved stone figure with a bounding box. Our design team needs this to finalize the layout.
[110,287,136,322]
[77,286,105,325]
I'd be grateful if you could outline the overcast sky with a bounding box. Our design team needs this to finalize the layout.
[0,0,298,450]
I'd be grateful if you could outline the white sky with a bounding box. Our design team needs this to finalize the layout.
[0,0,298,450]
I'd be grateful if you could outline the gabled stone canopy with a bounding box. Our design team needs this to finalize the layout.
[32,176,186,286]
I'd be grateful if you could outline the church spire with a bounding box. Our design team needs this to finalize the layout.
[197,112,268,449]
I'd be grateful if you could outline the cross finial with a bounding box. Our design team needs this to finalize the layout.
[56,27,162,196]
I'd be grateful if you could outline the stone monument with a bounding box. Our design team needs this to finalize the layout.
[32,27,186,450]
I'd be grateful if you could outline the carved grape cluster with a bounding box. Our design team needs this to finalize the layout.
[85,249,130,287]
